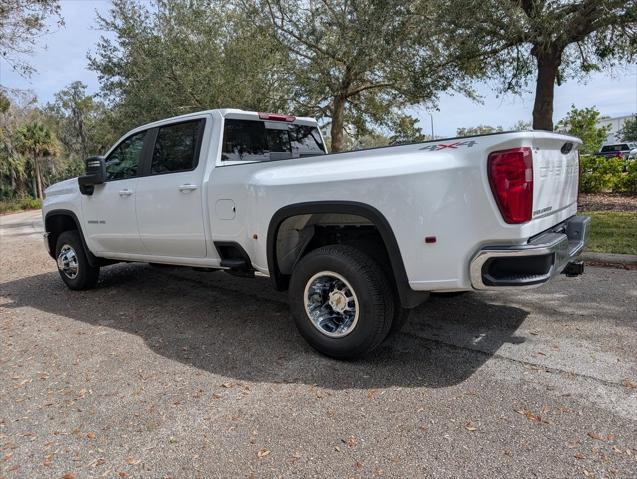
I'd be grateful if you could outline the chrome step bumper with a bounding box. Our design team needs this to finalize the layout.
[470,215,591,290]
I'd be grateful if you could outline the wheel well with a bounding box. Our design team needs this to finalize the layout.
[275,213,391,277]
[267,202,427,308]
[45,213,78,258]
[44,210,104,267]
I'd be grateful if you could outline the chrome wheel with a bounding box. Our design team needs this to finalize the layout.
[303,271,359,338]
[57,244,79,279]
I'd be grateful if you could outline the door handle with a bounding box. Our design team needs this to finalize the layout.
[118,189,133,197]
[178,184,198,192]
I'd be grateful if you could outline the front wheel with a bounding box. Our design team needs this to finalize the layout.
[55,230,100,290]
[288,245,395,359]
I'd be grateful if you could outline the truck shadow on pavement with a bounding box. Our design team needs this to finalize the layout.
[2,263,529,389]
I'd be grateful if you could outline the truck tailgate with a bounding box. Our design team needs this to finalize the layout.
[531,135,579,222]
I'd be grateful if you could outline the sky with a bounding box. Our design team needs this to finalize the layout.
[1,0,636,138]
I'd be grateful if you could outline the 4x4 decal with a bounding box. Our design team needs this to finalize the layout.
[420,140,477,151]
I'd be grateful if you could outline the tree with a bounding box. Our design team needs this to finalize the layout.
[48,82,92,159]
[356,132,391,149]
[457,125,503,137]
[510,120,532,131]
[618,116,637,141]
[440,0,637,130]
[89,0,292,135]
[0,0,62,78]
[15,120,59,199]
[0,92,10,113]
[0,91,38,198]
[45,81,116,160]
[258,0,473,151]
[555,105,610,154]
[389,115,428,145]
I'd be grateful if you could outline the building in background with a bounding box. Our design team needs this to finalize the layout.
[596,114,635,142]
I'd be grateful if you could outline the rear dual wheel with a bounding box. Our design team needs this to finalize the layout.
[288,245,407,359]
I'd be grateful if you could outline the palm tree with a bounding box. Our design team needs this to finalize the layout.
[15,120,59,200]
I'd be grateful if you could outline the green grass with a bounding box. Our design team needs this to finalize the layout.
[0,197,42,215]
[580,211,637,255]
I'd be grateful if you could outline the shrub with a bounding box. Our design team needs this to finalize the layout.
[0,197,43,215]
[615,159,637,195]
[18,197,43,210]
[579,155,625,194]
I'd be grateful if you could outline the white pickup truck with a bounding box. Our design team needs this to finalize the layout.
[43,109,590,358]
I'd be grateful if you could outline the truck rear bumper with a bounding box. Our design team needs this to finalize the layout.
[470,215,591,290]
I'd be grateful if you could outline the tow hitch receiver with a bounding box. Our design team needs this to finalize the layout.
[562,260,584,277]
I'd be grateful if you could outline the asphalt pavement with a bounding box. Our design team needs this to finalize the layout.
[1,210,636,478]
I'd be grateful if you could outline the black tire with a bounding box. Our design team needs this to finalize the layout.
[288,245,395,359]
[55,230,100,290]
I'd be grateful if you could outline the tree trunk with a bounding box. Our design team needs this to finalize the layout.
[532,46,562,131]
[330,95,347,152]
[34,155,43,200]
[77,113,88,159]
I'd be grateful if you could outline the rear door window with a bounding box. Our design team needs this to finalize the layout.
[221,119,325,162]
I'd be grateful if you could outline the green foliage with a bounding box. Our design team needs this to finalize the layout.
[0,197,42,215]
[89,0,291,135]
[615,159,637,195]
[15,121,58,158]
[389,116,428,145]
[438,0,637,130]
[579,155,625,193]
[88,0,476,150]
[15,119,60,199]
[258,0,475,151]
[0,84,117,202]
[618,116,637,141]
[0,90,84,201]
[510,120,532,131]
[456,125,503,137]
[556,105,611,155]
[355,133,391,150]
[0,92,9,113]
[44,81,117,160]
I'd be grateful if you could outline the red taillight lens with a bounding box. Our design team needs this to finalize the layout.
[488,147,533,224]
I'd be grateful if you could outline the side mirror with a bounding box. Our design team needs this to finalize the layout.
[78,156,106,195]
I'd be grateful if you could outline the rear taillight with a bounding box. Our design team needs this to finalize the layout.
[487,147,533,224]
[258,112,296,122]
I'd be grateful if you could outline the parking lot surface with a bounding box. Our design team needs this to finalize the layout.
[1,210,636,478]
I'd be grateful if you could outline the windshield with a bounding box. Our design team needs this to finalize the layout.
[221,119,325,162]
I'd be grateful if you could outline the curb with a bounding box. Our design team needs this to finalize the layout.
[581,252,637,267]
